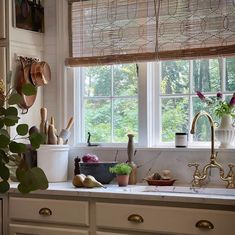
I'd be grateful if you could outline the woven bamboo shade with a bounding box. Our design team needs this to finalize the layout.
[66,0,235,67]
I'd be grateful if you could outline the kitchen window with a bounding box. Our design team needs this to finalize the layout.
[73,64,139,144]
[70,57,235,147]
[158,58,235,144]
[67,0,235,147]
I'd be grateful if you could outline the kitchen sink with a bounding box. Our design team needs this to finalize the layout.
[143,186,235,196]
[116,185,235,196]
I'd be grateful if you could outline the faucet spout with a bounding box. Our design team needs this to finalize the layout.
[188,111,235,188]
[190,111,215,160]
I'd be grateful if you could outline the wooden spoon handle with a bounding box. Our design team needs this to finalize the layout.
[65,117,74,131]
[40,107,47,122]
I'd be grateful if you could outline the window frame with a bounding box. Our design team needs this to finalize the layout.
[67,58,234,147]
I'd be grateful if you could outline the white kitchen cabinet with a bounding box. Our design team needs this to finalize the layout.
[0,0,6,39]
[9,224,89,235]
[9,197,89,235]
[96,202,235,235]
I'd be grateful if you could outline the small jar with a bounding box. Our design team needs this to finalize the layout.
[175,133,188,148]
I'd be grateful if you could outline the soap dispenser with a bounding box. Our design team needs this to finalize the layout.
[127,134,137,185]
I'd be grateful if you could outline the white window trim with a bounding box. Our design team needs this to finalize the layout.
[66,59,234,149]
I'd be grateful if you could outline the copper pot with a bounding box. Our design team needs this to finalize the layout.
[16,57,37,113]
[30,61,51,87]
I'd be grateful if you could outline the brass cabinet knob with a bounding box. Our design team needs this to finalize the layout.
[39,207,52,216]
[128,214,144,223]
[195,220,214,230]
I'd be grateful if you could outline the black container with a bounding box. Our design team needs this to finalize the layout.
[79,162,117,184]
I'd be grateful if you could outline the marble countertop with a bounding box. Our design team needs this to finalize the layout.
[9,182,235,206]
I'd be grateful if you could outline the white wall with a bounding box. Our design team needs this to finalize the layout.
[8,0,44,134]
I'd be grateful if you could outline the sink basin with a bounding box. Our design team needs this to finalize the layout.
[113,185,235,196]
[143,186,235,196]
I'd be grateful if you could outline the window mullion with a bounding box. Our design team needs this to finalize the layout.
[189,60,193,144]
[137,63,148,147]
[147,62,160,147]
[81,68,85,142]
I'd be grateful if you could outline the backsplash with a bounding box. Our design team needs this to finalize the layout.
[68,147,235,187]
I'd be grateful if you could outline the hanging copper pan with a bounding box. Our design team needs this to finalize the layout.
[30,61,51,87]
[16,57,37,113]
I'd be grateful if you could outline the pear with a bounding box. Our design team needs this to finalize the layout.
[83,175,104,188]
[72,174,86,187]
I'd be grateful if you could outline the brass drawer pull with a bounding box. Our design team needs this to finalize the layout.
[128,214,144,223]
[39,207,52,216]
[196,220,214,230]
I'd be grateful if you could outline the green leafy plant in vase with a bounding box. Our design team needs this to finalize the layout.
[0,74,48,194]
[109,163,132,186]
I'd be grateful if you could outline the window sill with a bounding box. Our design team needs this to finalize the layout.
[71,144,235,152]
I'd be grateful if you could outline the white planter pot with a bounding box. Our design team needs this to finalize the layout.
[215,114,235,148]
[37,145,70,182]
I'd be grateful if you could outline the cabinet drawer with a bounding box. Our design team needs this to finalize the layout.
[96,203,235,235]
[10,197,89,226]
[10,224,89,235]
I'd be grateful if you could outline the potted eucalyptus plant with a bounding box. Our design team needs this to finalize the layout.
[0,73,48,194]
[109,162,132,186]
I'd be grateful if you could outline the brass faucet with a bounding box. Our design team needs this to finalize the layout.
[188,111,235,188]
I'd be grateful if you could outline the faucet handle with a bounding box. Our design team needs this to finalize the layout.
[226,163,235,189]
[188,163,201,177]
[188,163,200,169]
[227,163,235,177]
[188,163,201,187]
[228,163,235,170]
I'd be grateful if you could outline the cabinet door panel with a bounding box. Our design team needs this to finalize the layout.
[0,0,6,39]
[9,224,89,235]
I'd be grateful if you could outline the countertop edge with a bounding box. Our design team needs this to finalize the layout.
[8,182,235,206]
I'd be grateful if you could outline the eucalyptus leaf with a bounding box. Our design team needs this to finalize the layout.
[0,119,4,129]
[0,134,10,148]
[17,167,48,194]
[0,107,5,115]
[16,124,29,136]
[17,183,30,194]
[22,84,37,96]
[8,93,23,105]
[9,141,27,154]
[0,181,10,193]
[5,107,18,116]
[0,163,10,180]
[29,132,45,150]
[0,129,10,138]
[16,167,26,182]
[4,115,19,126]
